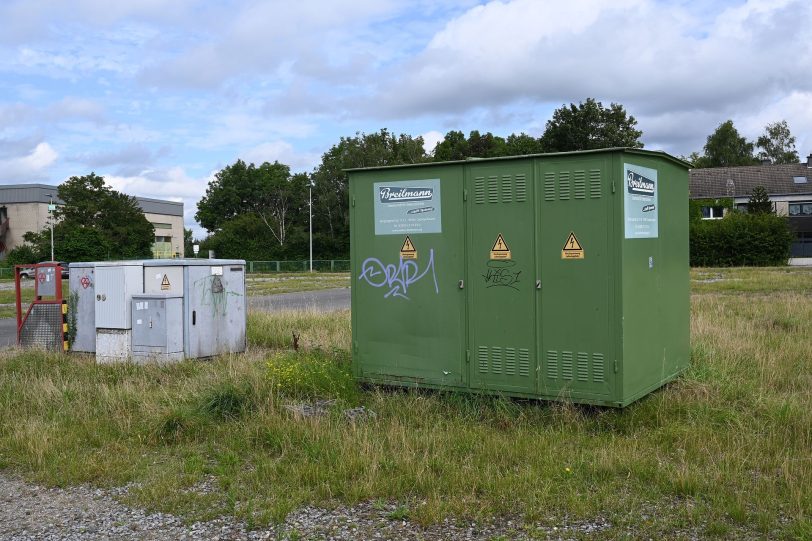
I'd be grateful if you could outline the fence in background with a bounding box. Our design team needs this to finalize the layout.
[246,260,350,273]
[0,260,351,278]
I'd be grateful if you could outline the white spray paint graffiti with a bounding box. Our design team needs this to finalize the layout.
[358,249,439,300]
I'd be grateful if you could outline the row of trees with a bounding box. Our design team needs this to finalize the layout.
[197,98,646,259]
[687,120,800,168]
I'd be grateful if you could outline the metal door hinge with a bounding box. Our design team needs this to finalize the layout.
[466,350,470,364]
[463,189,468,201]
[611,180,616,193]
[458,279,464,289]
[535,279,541,289]
[613,359,618,373]
[351,196,355,207]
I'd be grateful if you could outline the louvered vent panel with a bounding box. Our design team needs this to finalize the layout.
[501,175,513,204]
[487,175,499,204]
[478,346,489,373]
[546,350,558,380]
[491,346,503,374]
[544,173,556,201]
[518,349,530,377]
[515,174,527,202]
[589,169,602,199]
[559,172,571,200]
[574,170,586,199]
[474,176,486,204]
[592,353,605,383]
[561,351,573,380]
[504,347,516,375]
[577,352,589,381]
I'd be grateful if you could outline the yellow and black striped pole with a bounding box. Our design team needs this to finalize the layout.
[62,299,69,351]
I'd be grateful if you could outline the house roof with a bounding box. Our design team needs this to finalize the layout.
[689,161,812,199]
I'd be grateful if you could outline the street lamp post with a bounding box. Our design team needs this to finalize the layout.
[308,183,313,273]
[48,196,55,261]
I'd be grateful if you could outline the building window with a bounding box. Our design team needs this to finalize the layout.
[152,236,174,258]
[793,176,808,184]
[789,202,812,217]
[736,203,748,213]
[701,206,725,219]
[151,222,173,229]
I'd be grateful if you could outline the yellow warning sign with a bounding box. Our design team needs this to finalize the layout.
[490,233,512,260]
[561,232,584,259]
[400,236,417,260]
[161,274,171,290]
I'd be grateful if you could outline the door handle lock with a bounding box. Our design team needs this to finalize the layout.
[458,279,464,289]
[536,280,541,289]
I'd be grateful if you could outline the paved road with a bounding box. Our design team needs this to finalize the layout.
[248,288,350,312]
[0,288,351,350]
[0,318,16,348]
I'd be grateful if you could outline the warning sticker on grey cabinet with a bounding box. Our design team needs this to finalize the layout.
[624,164,658,239]
[374,179,442,235]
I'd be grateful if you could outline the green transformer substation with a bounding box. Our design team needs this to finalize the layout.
[348,149,690,407]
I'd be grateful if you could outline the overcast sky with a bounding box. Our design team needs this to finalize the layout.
[1,0,810,237]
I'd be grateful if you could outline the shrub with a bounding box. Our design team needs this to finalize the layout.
[690,212,794,266]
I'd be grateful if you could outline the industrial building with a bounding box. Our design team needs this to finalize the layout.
[0,183,184,259]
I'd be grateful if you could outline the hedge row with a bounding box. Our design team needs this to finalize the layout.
[690,212,794,267]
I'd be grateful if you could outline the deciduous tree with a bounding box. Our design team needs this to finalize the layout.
[539,98,643,152]
[756,120,799,164]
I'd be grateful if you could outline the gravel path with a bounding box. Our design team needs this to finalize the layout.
[0,472,611,540]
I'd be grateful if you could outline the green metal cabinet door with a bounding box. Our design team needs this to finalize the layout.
[467,161,536,394]
[352,167,466,387]
[537,158,614,400]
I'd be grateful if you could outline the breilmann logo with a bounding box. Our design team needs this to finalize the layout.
[379,186,433,203]
[627,171,655,196]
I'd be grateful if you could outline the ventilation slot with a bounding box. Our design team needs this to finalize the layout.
[592,353,605,382]
[561,351,573,380]
[474,176,485,204]
[546,350,558,380]
[490,346,502,374]
[478,346,488,373]
[559,172,571,200]
[487,175,499,204]
[504,347,516,375]
[518,348,530,377]
[589,169,602,199]
[577,352,589,381]
[574,170,586,199]
[501,175,513,204]
[544,173,556,201]
[515,174,527,202]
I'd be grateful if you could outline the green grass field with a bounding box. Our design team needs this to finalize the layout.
[0,268,810,539]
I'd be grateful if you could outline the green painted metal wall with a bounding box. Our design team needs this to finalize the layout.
[349,149,689,407]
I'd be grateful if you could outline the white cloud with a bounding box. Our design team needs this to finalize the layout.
[421,130,444,155]
[0,142,58,182]
[241,141,320,171]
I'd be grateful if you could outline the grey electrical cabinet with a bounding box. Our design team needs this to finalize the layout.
[67,259,246,363]
[68,262,96,352]
[95,262,144,329]
[141,260,247,358]
[131,294,184,361]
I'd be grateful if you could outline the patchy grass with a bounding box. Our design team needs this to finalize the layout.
[0,271,810,538]
[246,273,349,296]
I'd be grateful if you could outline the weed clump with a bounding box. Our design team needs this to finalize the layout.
[266,350,357,403]
[198,382,255,420]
